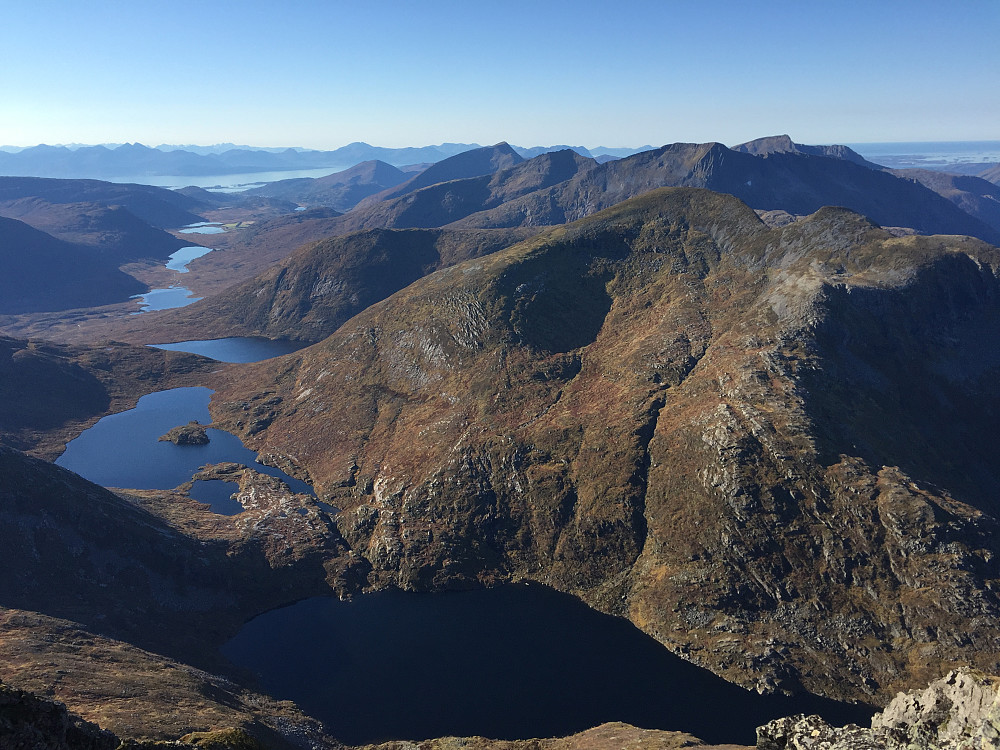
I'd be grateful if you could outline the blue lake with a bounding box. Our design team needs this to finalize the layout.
[131,286,202,312]
[165,245,214,273]
[149,337,307,363]
[55,387,311,495]
[222,583,875,746]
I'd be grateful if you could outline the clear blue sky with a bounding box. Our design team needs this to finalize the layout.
[1,0,997,149]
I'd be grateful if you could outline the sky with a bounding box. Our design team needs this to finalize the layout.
[1,0,997,150]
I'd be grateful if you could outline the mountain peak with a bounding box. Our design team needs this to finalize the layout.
[733,135,881,169]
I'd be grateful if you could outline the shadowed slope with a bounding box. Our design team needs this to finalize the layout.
[0,176,206,227]
[889,168,1000,233]
[354,142,524,208]
[0,217,147,313]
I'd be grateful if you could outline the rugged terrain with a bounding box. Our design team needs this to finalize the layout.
[4,141,1000,749]
[208,188,1000,704]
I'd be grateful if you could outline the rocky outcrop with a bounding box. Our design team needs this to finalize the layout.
[757,669,1000,750]
[872,670,1000,749]
[159,420,210,445]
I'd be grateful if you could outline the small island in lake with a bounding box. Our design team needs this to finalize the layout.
[158,420,210,445]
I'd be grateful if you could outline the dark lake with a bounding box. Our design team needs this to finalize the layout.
[55,387,311,495]
[149,337,307,363]
[221,583,875,746]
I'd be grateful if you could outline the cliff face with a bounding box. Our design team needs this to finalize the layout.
[209,188,1000,703]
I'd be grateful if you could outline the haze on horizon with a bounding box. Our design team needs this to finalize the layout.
[1,0,997,150]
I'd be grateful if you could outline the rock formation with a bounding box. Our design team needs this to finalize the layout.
[757,669,1000,750]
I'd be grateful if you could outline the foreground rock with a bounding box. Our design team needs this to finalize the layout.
[757,669,1000,750]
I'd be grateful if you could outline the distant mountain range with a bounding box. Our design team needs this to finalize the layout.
[0,141,651,180]
[230,139,1000,245]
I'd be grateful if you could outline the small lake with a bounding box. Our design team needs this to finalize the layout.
[131,286,202,313]
[222,584,874,746]
[179,222,225,235]
[149,337,307,363]
[56,387,311,495]
[165,245,214,273]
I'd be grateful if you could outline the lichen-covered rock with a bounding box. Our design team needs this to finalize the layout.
[872,670,1000,750]
[756,715,883,750]
[756,669,1000,750]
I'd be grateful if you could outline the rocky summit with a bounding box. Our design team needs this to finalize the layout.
[209,187,1000,704]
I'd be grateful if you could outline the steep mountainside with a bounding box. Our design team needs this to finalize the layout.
[0,176,206,227]
[355,142,525,208]
[246,160,410,211]
[128,227,540,343]
[886,169,1000,233]
[732,135,883,169]
[0,217,148,314]
[209,188,1000,705]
